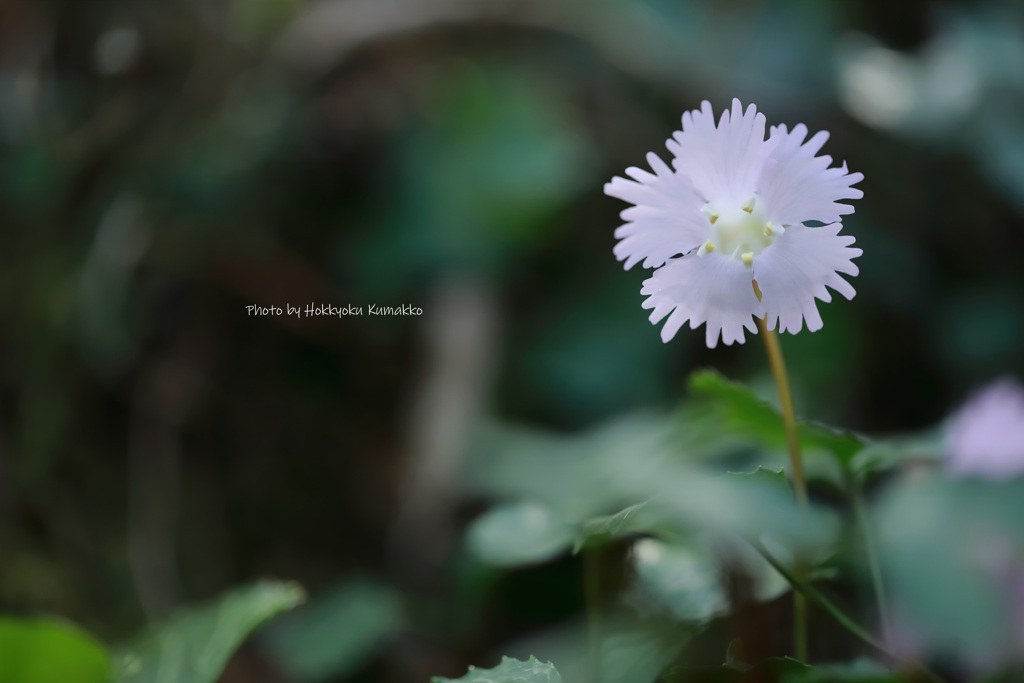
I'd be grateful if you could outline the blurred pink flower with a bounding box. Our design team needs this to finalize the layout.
[605,98,863,347]
[946,377,1024,479]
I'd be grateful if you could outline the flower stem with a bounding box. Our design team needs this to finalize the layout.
[754,308,808,662]
[584,548,602,683]
[756,317,808,506]
[792,590,808,663]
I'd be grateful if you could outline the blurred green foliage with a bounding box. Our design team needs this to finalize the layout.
[113,581,305,683]
[0,617,110,683]
[359,63,592,292]
[0,0,1022,681]
[261,579,403,682]
[432,656,562,683]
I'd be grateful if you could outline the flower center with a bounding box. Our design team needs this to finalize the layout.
[696,195,783,271]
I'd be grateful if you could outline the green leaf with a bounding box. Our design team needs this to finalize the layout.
[466,416,837,562]
[650,465,837,553]
[726,465,793,497]
[467,503,576,567]
[572,500,659,554]
[433,655,562,683]
[874,477,1024,666]
[261,578,403,681]
[597,620,687,683]
[464,412,685,522]
[627,534,788,624]
[848,428,944,478]
[784,659,904,682]
[0,618,111,683]
[627,538,726,622]
[688,369,865,466]
[499,614,685,683]
[113,580,306,683]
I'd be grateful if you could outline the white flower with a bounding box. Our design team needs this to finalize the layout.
[946,377,1024,480]
[605,99,864,347]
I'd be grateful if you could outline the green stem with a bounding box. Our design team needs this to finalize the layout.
[847,469,893,647]
[755,313,808,661]
[756,317,808,506]
[754,541,881,651]
[753,543,947,683]
[584,548,602,683]
[793,590,807,662]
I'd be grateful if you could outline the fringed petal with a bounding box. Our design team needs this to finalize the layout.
[758,123,864,226]
[755,224,861,334]
[605,152,709,270]
[641,254,762,347]
[666,98,777,207]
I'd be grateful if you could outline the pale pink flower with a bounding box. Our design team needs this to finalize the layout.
[606,99,864,347]
[946,377,1024,479]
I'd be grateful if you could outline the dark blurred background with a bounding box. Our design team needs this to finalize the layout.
[0,0,1022,680]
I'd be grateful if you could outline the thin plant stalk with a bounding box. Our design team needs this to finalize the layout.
[792,590,808,664]
[754,543,946,683]
[754,541,879,651]
[584,547,602,683]
[755,318,808,506]
[754,282,809,661]
[847,469,893,647]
